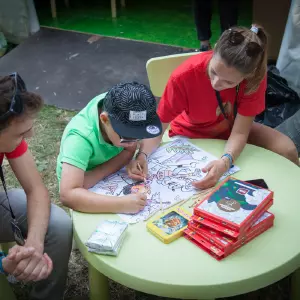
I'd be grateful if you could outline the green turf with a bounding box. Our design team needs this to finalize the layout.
[36,0,252,49]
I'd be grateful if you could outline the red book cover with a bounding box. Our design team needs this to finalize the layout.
[188,212,274,255]
[194,177,273,233]
[192,199,273,239]
[184,218,274,260]
[191,214,239,239]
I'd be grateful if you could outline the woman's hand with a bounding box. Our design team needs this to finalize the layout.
[192,159,228,189]
[126,154,148,181]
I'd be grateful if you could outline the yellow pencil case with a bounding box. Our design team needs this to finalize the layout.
[146,206,191,244]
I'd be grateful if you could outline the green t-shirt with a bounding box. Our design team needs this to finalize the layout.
[56,93,123,182]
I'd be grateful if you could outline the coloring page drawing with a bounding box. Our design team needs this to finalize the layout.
[89,139,240,224]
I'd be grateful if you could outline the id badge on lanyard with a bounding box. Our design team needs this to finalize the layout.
[0,166,25,246]
[215,85,240,128]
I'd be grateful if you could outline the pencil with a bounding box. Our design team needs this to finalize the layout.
[163,198,184,210]
[137,162,146,183]
[144,209,160,221]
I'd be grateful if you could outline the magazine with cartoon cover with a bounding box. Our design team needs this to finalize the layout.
[192,203,274,239]
[184,217,274,260]
[188,212,274,253]
[194,177,273,231]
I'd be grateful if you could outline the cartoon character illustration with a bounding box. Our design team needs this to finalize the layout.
[157,176,183,192]
[122,181,151,195]
[153,211,188,235]
[208,179,262,211]
[164,217,181,228]
[155,164,200,192]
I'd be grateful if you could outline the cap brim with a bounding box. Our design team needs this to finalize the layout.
[109,114,162,139]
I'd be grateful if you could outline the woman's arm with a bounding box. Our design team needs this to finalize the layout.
[193,114,254,189]
[224,114,254,161]
[9,151,50,253]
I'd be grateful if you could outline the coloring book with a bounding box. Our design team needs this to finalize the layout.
[89,139,240,224]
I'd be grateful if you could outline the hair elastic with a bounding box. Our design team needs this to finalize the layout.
[250,25,259,34]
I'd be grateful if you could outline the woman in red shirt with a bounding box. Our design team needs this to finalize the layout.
[127,25,299,189]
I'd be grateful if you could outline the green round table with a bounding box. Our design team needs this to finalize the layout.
[73,139,300,300]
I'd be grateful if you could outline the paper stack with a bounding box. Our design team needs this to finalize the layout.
[184,177,274,260]
[86,220,128,256]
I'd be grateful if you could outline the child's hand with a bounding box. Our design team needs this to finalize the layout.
[121,193,147,213]
[126,156,148,181]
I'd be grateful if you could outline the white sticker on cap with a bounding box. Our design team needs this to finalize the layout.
[129,111,147,121]
[146,125,160,135]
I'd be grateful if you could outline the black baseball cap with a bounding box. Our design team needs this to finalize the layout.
[103,82,162,139]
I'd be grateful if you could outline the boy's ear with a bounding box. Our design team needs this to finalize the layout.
[100,112,109,124]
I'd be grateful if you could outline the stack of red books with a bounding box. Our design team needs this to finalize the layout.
[184,177,274,260]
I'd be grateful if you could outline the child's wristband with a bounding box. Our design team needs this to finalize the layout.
[136,150,148,160]
[221,153,233,168]
[0,252,7,274]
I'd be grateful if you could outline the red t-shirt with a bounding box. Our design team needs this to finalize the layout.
[157,51,266,139]
[0,140,28,165]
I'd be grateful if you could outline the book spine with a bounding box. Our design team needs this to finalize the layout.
[225,221,274,257]
[184,229,224,260]
[188,222,230,251]
[192,215,240,239]
[240,199,273,233]
[194,207,240,231]
[184,235,223,260]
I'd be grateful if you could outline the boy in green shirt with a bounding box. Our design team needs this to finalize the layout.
[57,82,162,213]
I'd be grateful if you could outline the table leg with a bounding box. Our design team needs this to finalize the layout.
[88,263,109,300]
[111,0,117,18]
[290,268,300,300]
[64,0,70,8]
[50,0,57,18]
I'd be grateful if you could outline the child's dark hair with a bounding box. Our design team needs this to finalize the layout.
[0,75,43,131]
[214,24,268,94]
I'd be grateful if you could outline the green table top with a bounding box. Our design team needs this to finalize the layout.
[73,139,300,299]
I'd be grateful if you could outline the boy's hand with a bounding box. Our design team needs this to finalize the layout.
[121,193,147,213]
[126,155,148,181]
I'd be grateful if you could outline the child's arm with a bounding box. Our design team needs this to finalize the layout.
[60,163,147,213]
[83,147,136,189]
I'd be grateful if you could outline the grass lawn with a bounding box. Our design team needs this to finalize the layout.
[4,105,291,299]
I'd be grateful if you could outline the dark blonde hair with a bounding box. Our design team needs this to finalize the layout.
[0,75,43,131]
[214,24,268,94]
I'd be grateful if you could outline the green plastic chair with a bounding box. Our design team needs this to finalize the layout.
[0,275,16,300]
[0,243,17,300]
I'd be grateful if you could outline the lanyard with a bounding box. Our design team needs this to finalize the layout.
[0,166,16,219]
[0,166,25,245]
[215,85,240,121]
